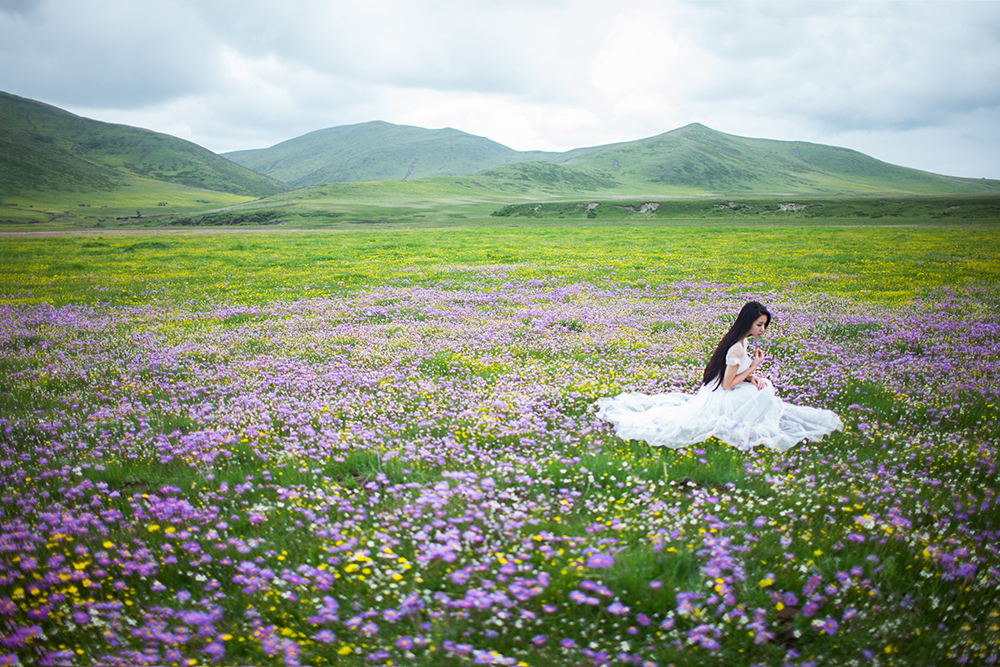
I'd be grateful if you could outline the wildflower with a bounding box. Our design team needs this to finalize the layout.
[813,617,839,635]
[607,601,630,615]
[203,641,225,660]
[587,553,614,568]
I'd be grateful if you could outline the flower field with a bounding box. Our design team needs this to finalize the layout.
[1,227,999,666]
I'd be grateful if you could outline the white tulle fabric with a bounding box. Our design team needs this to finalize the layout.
[596,340,843,452]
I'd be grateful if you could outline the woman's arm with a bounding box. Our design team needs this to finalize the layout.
[721,349,764,390]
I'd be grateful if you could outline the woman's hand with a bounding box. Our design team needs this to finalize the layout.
[748,350,766,390]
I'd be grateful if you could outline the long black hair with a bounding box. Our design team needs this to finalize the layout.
[702,301,771,388]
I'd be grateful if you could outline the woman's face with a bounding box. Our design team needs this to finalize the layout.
[750,314,768,338]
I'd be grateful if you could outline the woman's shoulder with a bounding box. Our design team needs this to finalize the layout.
[726,339,746,355]
[725,339,746,364]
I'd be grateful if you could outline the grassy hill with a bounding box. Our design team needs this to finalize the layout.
[0,90,290,203]
[4,90,999,232]
[558,123,1000,196]
[226,119,1000,197]
[222,120,580,188]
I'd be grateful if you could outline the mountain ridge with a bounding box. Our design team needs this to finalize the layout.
[4,88,1000,212]
[222,120,579,188]
[0,90,290,200]
[224,118,1000,196]
[555,122,998,195]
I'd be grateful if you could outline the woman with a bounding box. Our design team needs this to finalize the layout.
[596,301,842,452]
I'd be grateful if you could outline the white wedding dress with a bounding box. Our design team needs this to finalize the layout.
[596,339,843,452]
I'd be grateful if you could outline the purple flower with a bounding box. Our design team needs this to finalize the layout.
[203,641,225,660]
[607,601,630,615]
[587,552,614,568]
[815,617,839,635]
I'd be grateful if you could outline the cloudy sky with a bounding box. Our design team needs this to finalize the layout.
[3,0,1000,178]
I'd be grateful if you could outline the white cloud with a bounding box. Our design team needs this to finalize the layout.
[2,0,999,177]
[393,89,603,152]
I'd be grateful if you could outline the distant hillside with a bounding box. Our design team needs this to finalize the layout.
[557,123,1000,195]
[223,121,585,188]
[227,119,1000,197]
[0,91,290,200]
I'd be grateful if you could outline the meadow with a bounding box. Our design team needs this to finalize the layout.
[1,224,998,667]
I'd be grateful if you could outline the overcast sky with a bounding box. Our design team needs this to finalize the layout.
[3,0,1000,179]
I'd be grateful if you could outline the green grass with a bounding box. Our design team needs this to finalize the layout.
[2,223,998,308]
[13,189,998,234]
[0,173,258,227]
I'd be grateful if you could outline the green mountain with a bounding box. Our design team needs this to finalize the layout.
[557,123,1000,195]
[0,90,290,200]
[226,119,1000,197]
[223,121,592,188]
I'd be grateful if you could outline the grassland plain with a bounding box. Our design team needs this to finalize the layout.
[0,180,257,228]
[6,187,1000,234]
[0,224,998,667]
